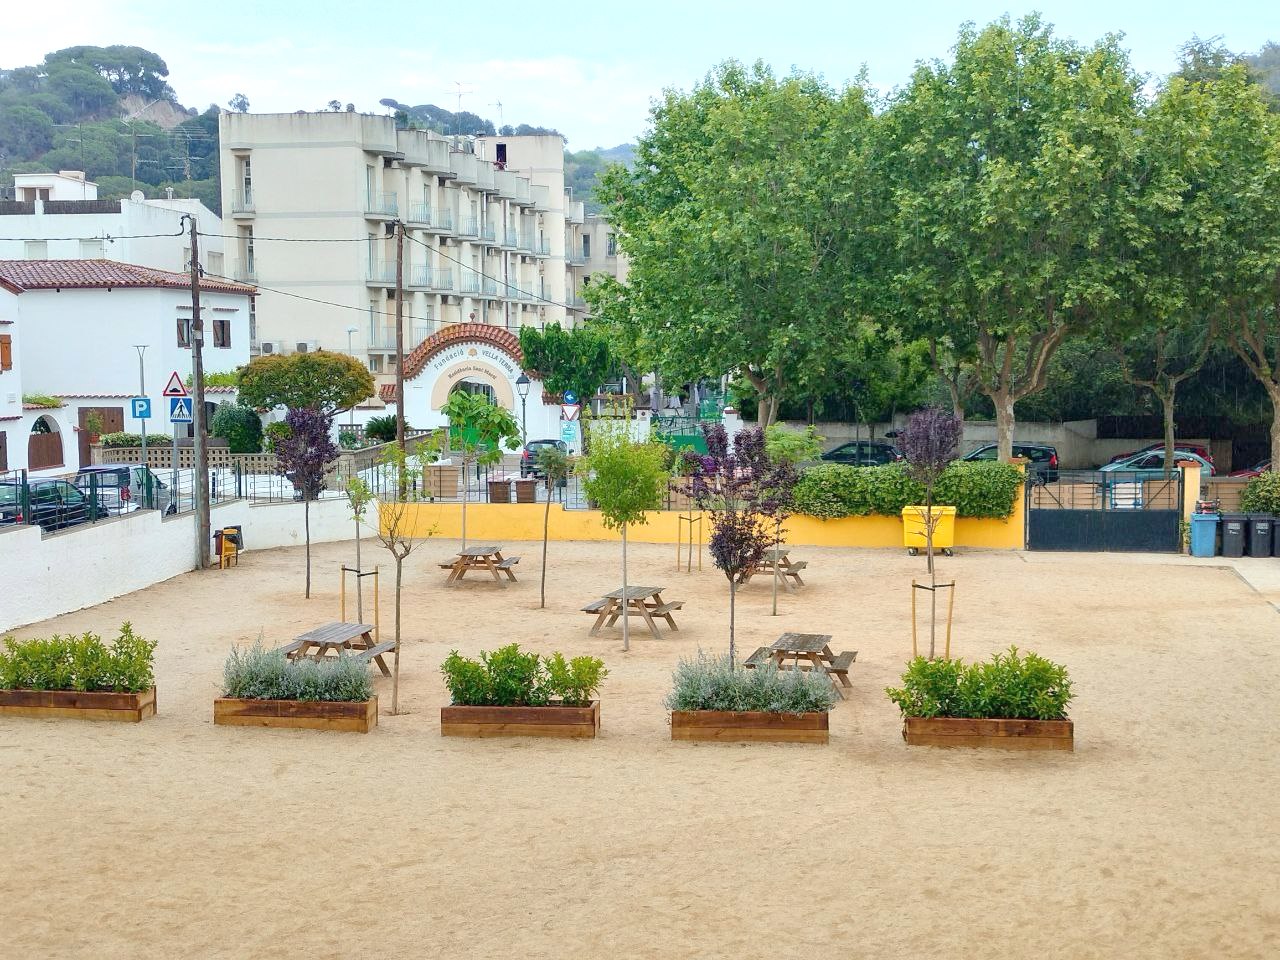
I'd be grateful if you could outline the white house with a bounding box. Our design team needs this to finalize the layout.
[0,260,254,476]
[0,171,225,277]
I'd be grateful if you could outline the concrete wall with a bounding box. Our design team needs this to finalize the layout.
[0,497,358,632]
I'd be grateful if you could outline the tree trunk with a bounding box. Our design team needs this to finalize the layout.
[756,395,771,427]
[621,524,629,652]
[354,517,363,621]
[392,557,402,715]
[993,392,1015,462]
[1160,387,1176,479]
[304,498,311,599]
[460,460,469,550]
[540,492,550,609]
[729,577,737,666]
[771,519,780,617]
[1271,391,1280,470]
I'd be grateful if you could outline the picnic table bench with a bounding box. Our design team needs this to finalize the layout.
[741,548,808,592]
[744,632,855,699]
[439,545,519,586]
[279,622,392,677]
[582,585,683,639]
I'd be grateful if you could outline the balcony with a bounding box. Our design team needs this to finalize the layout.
[500,229,518,250]
[565,200,585,224]
[481,277,500,297]
[481,223,497,243]
[568,296,588,312]
[517,232,535,254]
[366,260,399,286]
[231,260,257,283]
[230,192,254,217]
[534,237,551,256]
[411,266,454,292]
[530,184,551,211]
[450,152,477,185]
[429,207,454,232]
[460,270,482,294]
[407,202,432,226]
[367,323,432,351]
[566,250,588,267]
[365,192,398,218]
[474,163,496,193]
[457,216,480,239]
[508,177,532,206]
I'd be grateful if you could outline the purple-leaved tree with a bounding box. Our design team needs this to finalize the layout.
[274,407,339,598]
[688,424,795,664]
[898,406,963,657]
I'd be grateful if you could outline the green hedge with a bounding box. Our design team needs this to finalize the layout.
[792,461,1023,520]
[1240,472,1280,514]
[99,432,145,448]
[885,646,1073,721]
[0,623,155,693]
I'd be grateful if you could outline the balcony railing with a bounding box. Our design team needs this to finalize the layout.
[481,277,500,297]
[231,260,256,283]
[412,267,454,291]
[567,250,588,266]
[481,223,497,243]
[569,295,588,311]
[533,237,551,256]
[565,200,585,224]
[517,232,535,253]
[230,192,254,215]
[367,323,432,351]
[460,270,482,294]
[365,192,398,217]
[457,216,480,238]
[407,202,432,225]
[501,229,518,249]
[432,208,454,231]
[367,260,398,285]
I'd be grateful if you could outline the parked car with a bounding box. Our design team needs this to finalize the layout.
[74,464,174,515]
[1229,459,1270,479]
[962,442,1060,482]
[0,478,103,532]
[1108,442,1214,468]
[820,440,903,467]
[520,439,569,478]
[1100,449,1215,478]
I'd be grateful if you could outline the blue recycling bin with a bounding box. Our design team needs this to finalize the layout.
[1189,513,1220,558]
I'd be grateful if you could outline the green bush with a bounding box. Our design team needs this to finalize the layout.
[338,430,360,450]
[221,641,371,702]
[210,403,264,454]
[262,420,291,453]
[1240,472,1280,514]
[99,431,145,448]
[664,651,838,715]
[792,461,1022,519]
[440,643,607,707]
[885,646,1073,721]
[364,414,400,444]
[0,623,155,693]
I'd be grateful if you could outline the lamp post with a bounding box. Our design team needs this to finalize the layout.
[346,326,357,436]
[516,373,530,448]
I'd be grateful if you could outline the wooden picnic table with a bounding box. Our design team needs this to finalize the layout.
[582,585,684,639]
[276,621,394,677]
[439,544,520,586]
[742,548,808,592]
[743,632,856,699]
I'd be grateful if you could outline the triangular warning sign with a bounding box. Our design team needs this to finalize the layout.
[163,371,187,397]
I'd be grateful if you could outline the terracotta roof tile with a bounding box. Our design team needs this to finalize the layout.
[0,260,255,296]
[398,322,523,386]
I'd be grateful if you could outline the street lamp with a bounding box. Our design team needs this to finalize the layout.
[346,326,358,435]
[516,372,530,447]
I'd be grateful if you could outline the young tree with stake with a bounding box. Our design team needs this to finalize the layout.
[536,444,573,610]
[273,407,338,599]
[439,391,521,549]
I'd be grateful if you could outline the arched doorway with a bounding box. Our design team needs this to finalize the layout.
[449,379,496,403]
[28,415,64,471]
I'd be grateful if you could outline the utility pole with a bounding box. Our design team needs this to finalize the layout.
[394,220,406,454]
[187,215,211,569]
[134,343,148,472]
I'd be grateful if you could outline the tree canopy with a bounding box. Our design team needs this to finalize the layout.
[518,322,612,402]
[236,351,376,415]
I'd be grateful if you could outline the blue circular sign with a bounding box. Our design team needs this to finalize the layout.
[562,390,578,404]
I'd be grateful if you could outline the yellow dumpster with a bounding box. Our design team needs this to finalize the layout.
[901,505,957,557]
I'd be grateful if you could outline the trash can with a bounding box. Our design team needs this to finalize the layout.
[1189,513,1219,558]
[222,524,243,549]
[1272,517,1280,557]
[901,505,957,557]
[513,478,538,504]
[1220,513,1247,558]
[487,479,512,504]
[1247,514,1273,558]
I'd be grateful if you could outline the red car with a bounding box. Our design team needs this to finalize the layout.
[1229,459,1270,479]
[1109,442,1214,467]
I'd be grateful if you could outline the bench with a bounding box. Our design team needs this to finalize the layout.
[495,556,520,569]
[743,646,774,669]
[439,560,460,569]
[785,561,809,572]
[276,639,307,657]
[353,641,397,662]
[826,651,857,673]
[651,601,683,616]
[581,598,610,614]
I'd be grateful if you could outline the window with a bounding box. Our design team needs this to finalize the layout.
[212,318,231,349]
[606,234,617,256]
[495,143,507,168]
[0,431,7,471]
[369,354,382,373]
[0,334,11,372]
[24,241,47,259]
[79,239,104,258]
[244,226,255,276]
[248,298,257,342]
[241,155,252,205]
[183,246,192,270]
[208,251,223,275]
[177,318,191,348]
[582,234,591,258]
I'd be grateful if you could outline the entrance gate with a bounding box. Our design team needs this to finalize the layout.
[1026,470,1182,552]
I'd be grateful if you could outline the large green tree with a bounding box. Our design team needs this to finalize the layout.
[236,351,375,416]
[517,322,612,403]
[881,15,1145,460]
[596,61,877,427]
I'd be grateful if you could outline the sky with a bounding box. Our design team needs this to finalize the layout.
[4,1,1276,148]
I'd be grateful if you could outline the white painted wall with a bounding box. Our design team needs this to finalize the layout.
[0,497,359,632]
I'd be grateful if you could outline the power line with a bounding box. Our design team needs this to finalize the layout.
[0,230,187,242]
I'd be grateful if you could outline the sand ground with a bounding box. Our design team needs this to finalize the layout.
[1,536,1277,960]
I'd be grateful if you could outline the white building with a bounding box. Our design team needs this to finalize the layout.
[0,171,225,276]
[0,260,254,475]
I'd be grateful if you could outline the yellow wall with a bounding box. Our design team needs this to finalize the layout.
[390,488,1025,550]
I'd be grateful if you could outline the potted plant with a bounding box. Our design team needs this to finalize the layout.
[214,642,377,732]
[0,623,156,722]
[886,646,1074,751]
[666,651,837,744]
[440,643,606,738]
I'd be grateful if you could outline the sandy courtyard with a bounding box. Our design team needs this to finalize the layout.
[1,535,1277,959]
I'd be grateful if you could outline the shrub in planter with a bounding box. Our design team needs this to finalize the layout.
[0,623,157,721]
[792,461,1022,520]
[440,644,606,737]
[364,414,401,444]
[886,646,1074,750]
[99,432,146,449]
[666,651,837,743]
[216,642,376,732]
[1239,472,1280,514]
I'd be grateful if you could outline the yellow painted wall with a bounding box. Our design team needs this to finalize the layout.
[390,488,1025,550]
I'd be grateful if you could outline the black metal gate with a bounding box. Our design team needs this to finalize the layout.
[1026,470,1182,552]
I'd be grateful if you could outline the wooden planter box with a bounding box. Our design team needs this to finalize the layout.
[214,696,378,733]
[670,709,829,744]
[0,687,156,723]
[903,717,1073,751]
[440,700,600,738]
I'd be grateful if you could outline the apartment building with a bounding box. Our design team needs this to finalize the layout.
[579,213,629,293]
[218,112,590,381]
[0,171,225,276]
